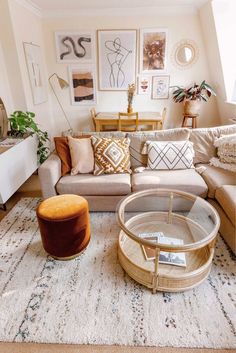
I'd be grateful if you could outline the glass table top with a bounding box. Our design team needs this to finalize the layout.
[117,189,220,251]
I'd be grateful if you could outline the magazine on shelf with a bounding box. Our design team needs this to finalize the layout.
[140,233,186,267]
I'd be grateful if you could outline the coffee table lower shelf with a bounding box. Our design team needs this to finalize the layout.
[118,231,214,293]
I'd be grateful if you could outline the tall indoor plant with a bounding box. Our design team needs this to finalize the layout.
[8,111,49,164]
[171,80,216,115]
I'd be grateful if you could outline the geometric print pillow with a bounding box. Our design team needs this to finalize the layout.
[91,136,131,175]
[146,140,195,170]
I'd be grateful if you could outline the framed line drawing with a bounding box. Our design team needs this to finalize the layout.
[140,28,168,74]
[152,75,170,99]
[97,29,137,91]
[137,75,151,95]
[55,31,95,63]
[23,42,47,105]
[68,66,97,105]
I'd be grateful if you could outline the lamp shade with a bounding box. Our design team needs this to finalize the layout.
[58,76,69,89]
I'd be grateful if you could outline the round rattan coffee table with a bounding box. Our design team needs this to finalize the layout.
[117,189,220,293]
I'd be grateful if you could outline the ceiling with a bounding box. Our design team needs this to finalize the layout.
[29,0,209,11]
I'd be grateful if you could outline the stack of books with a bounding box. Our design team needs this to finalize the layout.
[139,232,186,267]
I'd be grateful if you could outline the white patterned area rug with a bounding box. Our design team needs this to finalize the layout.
[0,198,236,349]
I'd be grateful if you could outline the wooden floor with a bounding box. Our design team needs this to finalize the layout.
[0,175,234,353]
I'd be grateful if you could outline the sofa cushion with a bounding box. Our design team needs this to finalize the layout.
[56,173,131,196]
[68,136,94,175]
[131,169,208,197]
[190,124,236,165]
[91,136,131,175]
[197,164,236,198]
[54,136,72,176]
[127,128,190,168]
[144,140,194,170]
[215,185,236,226]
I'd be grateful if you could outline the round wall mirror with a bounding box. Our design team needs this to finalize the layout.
[172,40,198,69]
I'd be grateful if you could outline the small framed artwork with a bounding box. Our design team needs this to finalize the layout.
[140,28,168,73]
[137,75,151,95]
[68,66,97,105]
[97,29,137,91]
[55,31,95,63]
[152,76,170,99]
[23,42,47,105]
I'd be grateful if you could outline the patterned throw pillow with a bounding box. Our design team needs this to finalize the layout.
[91,136,131,175]
[215,133,236,164]
[209,133,236,172]
[145,140,195,170]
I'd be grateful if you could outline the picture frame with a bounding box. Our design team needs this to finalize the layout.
[55,31,95,63]
[23,42,47,105]
[68,66,97,106]
[152,75,170,99]
[97,29,137,91]
[137,75,151,95]
[140,28,168,74]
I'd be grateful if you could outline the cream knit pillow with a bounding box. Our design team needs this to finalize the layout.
[210,133,236,172]
[68,136,94,175]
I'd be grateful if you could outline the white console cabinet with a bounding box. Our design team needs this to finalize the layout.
[0,135,38,205]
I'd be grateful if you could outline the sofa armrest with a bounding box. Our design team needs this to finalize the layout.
[38,152,62,199]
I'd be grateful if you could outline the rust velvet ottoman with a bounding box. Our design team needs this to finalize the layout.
[36,194,90,260]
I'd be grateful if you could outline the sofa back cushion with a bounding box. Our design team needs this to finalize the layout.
[190,124,236,164]
[73,131,126,139]
[127,128,190,168]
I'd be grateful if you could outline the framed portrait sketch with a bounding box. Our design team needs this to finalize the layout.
[152,76,170,99]
[55,31,95,63]
[137,75,151,95]
[97,29,137,91]
[68,66,97,106]
[140,28,168,73]
[23,42,47,105]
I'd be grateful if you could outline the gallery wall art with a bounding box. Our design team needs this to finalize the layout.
[68,66,96,105]
[137,75,151,95]
[55,31,95,63]
[97,29,137,91]
[152,75,170,99]
[23,42,47,105]
[140,28,168,74]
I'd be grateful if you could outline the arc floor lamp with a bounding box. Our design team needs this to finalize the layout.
[48,73,73,135]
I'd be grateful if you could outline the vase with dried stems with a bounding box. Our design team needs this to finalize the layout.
[127,83,136,113]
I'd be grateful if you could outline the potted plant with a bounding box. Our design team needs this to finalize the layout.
[8,111,49,164]
[171,80,216,115]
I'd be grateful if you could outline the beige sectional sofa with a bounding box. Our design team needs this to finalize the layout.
[38,125,236,254]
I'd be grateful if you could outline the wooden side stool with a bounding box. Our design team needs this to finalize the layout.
[182,114,199,129]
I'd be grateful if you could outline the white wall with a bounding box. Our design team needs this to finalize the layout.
[7,0,55,136]
[199,0,236,124]
[0,0,26,111]
[43,8,220,134]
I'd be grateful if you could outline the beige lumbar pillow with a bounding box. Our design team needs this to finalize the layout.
[68,136,94,175]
